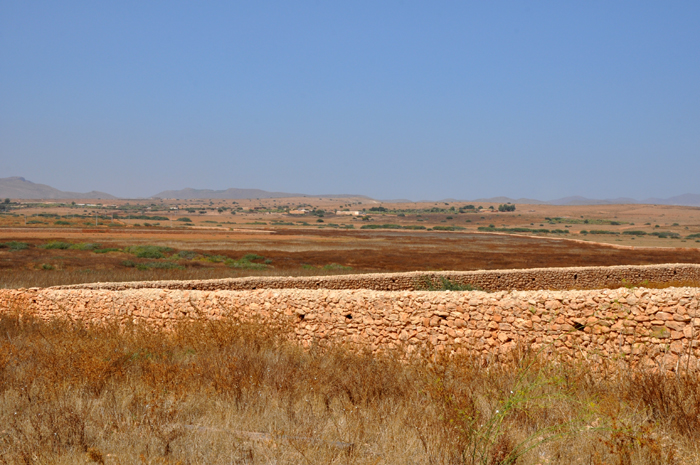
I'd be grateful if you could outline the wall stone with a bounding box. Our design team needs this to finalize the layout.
[2,283,700,372]
[52,264,700,293]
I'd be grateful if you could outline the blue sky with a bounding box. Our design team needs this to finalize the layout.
[1,1,698,200]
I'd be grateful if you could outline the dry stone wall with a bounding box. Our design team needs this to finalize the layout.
[53,263,700,293]
[2,284,700,372]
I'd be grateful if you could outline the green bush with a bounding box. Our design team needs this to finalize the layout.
[176,217,192,222]
[477,226,565,234]
[360,224,403,230]
[39,241,71,250]
[224,253,270,270]
[3,241,29,251]
[93,248,121,254]
[121,215,169,221]
[173,250,198,260]
[203,254,228,263]
[124,245,174,259]
[69,242,100,250]
[623,231,647,236]
[226,259,268,270]
[136,262,185,270]
[54,220,71,225]
[498,204,516,212]
[651,231,680,238]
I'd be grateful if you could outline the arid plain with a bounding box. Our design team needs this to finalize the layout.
[1,196,699,288]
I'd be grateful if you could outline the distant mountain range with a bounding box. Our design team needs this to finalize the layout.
[0,177,116,200]
[2,176,699,206]
[0,177,368,201]
[466,194,700,207]
[152,187,370,200]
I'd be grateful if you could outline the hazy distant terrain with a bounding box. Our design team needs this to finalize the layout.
[152,187,370,200]
[469,194,700,207]
[3,176,700,206]
[0,177,116,200]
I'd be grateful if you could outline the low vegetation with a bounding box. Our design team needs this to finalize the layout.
[361,224,428,230]
[0,241,29,251]
[417,276,482,291]
[0,312,694,464]
[478,226,569,234]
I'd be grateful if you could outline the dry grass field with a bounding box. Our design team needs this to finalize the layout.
[0,312,697,464]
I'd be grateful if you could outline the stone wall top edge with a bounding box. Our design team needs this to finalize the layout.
[49,263,700,291]
[16,285,700,300]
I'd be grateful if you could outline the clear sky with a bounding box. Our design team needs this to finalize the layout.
[1,1,698,200]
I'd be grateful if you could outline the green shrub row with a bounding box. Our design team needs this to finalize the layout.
[581,230,619,235]
[123,245,174,259]
[360,224,403,230]
[0,241,29,251]
[478,227,568,234]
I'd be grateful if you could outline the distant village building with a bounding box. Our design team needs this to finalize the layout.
[289,209,310,215]
[335,210,361,216]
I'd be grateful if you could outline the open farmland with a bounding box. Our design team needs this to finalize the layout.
[2,197,700,243]
[1,223,700,288]
[1,197,700,288]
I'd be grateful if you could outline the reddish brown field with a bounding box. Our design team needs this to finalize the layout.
[2,198,699,288]
[2,225,700,288]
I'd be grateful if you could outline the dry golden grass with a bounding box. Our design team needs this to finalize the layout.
[0,312,698,464]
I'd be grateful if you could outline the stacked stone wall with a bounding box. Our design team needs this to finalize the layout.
[53,263,700,293]
[2,283,700,372]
